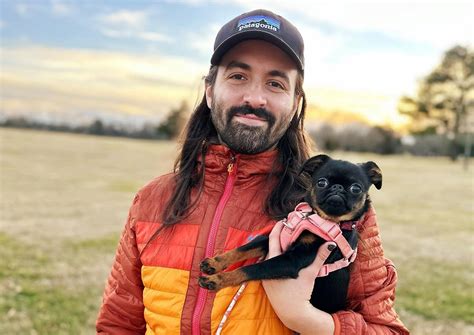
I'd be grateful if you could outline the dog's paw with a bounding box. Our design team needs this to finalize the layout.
[200,258,218,274]
[198,275,220,291]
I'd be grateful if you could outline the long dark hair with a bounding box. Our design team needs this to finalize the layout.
[162,65,311,226]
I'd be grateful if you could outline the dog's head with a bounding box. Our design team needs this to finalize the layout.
[300,154,382,222]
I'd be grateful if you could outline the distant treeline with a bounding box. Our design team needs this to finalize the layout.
[0,116,173,139]
[310,122,472,157]
[0,102,188,140]
[1,115,471,158]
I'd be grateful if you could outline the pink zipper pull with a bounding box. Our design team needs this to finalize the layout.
[227,155,236,174]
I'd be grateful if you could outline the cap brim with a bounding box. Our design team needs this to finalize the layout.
[210,30,303,71]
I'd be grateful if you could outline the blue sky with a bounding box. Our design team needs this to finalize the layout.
[1,0,473,128]
[1,1,252,64]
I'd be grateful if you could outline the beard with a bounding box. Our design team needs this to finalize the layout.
[210,101,290,154]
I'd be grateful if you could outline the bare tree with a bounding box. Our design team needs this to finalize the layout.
[398,45,474,161]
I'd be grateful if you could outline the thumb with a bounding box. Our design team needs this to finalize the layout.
[299,242,337,283]
[266,220,284,259]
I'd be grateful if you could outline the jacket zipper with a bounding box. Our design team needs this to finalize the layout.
[191,156,237,335]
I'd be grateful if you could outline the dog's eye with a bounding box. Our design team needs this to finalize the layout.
[350,184,362,194]
[317,178,329,188]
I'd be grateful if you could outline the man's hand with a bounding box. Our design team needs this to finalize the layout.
[261,221,336,334]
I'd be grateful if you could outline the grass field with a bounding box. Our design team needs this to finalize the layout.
[1,128,473,335]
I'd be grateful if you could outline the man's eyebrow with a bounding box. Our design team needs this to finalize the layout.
[268,70,290,84]
[224,61,290,83]
[225,60,251,71]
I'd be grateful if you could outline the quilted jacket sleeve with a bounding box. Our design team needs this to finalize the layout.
[96,193,146,334]
[332,207,409,335]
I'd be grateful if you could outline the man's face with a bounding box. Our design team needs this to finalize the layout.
[206,39,300,154]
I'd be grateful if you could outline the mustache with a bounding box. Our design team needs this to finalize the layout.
[227,105,276,126]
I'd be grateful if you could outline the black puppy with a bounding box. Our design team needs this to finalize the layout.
[198,154,382,313]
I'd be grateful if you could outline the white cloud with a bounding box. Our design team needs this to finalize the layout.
[302,48,442,126]
[0,46,208,120]
[207,1,468,95]
[227,0,473,50]
[187,23,220,56]
[97,9,172,43]
[297,1,473,50]
[0,20,5,29]
[100,28,172,43]
[304,48,440,95]
[15,3,31,17]
[51,0,74,16]
[100,28,125,39]
[296,24,346,81]
[98,10,148,29]
[138,31,172,42]
[165,0,207,5]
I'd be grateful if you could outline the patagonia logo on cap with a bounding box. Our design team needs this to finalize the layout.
[237,15,280,32]
[211,9,304,71]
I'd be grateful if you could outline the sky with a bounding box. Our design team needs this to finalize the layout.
[1,0,473,129]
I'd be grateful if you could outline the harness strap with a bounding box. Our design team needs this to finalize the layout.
[306,214,354,259]
[318,248,358,277]
[279,202,358,277]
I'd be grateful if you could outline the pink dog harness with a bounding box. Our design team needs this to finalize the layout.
[216,204,358,332]
[279,202,358,277]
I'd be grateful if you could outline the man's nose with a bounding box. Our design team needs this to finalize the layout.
[243,85,267,109]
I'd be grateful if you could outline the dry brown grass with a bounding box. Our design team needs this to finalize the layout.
[1,128,473,334]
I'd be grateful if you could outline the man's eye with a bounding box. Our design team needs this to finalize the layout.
[229,74,245,80]
[317,178,328,188]
[268,81,284,89]
[350,184,362,194]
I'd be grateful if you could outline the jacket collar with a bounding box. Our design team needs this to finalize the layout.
[201,144,280,178]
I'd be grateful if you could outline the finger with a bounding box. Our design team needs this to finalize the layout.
[267,221,284,259]
[299,242,336,282]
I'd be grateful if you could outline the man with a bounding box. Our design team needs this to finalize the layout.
[96,9,409,334]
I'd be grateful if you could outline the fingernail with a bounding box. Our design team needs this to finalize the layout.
[328,244,336,251]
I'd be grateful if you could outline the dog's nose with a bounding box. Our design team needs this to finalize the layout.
[330,184,344,192]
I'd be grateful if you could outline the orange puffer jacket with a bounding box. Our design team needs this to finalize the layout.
[96,145,409,335]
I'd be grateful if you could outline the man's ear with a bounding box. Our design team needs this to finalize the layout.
[361,161,382,190]
[205,84,213,109]
[300,154,331,175]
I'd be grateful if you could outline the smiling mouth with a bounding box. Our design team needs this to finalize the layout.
[235,113,266,121]
[233,113,268,126]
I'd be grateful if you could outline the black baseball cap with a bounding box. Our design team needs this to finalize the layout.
[210,9,305,72]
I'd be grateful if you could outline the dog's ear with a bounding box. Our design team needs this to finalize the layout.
[300,154,331,175]
[361,161,382,190]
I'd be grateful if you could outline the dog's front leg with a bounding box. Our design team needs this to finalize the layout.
[199,243,318,291]
[200,234,269,275]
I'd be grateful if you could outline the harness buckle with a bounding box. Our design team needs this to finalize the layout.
[327,224,343,240]
[281,218,295,231]
[296,212,309,225]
